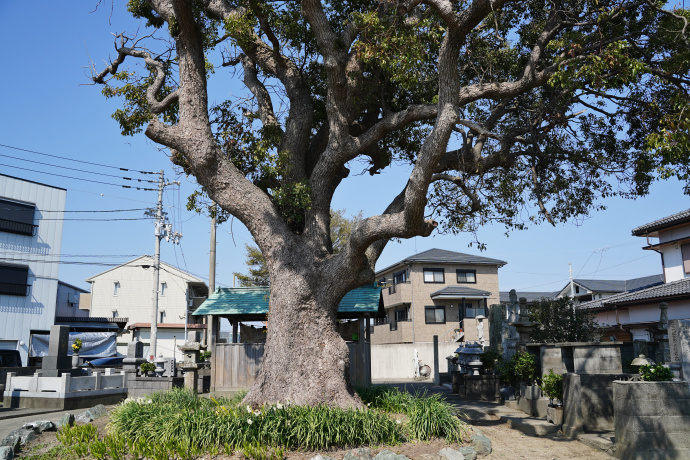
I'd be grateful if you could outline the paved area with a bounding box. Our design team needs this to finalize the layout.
[0,407,76,440]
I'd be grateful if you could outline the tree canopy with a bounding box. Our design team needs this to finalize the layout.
[92,0,690,407]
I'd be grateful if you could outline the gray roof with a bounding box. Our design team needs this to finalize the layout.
[499,291,557,303]
[580,277,690,309]
[632,209,690,236]
[572,274,663,294]
[431,286,491,298]
[376,248,507,275]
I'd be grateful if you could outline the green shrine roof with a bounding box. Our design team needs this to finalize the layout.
[192,284,383,319]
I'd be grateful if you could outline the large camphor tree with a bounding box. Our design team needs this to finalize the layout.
[94,0,690,408]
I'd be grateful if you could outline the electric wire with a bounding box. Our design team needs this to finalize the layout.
[0,143,157,175]
[0,162,157,190]
[0,207,149,213]
[0,152,157,183]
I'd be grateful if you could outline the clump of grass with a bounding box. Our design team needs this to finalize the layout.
[108,388,401,452]
[357,385,467,442]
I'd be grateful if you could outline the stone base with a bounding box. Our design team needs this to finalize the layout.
[546,405,563,425]
[125,375,184,399]
[504,396,548,418]
[3,389,127,410]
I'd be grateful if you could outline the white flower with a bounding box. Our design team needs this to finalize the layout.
[253,410,261,416]
[246,405,253,413]
[247,419,253,425]
[276,403,284,410]
[396,420,401,424]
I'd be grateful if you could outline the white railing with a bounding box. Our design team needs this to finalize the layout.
[5,369,126,395]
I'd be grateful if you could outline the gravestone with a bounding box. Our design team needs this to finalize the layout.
[668,319,690,382]
[41,325,72,377]
[122,340,146,373]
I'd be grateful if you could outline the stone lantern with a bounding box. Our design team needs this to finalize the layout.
[177,341,204,392]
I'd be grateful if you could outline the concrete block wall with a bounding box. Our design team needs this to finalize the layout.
[371,343,458,380]
[563,373,632,438]
[614,381,690,460]
[125,374,184,398]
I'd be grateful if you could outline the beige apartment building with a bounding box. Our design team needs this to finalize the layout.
[371,248,506,345]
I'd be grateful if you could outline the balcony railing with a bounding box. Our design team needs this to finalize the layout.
[0,282,30,296]
[0,218,37,236]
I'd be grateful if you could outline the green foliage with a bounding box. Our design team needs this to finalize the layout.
[480,349,502,372]
[528,297,600,343]
[356,385,468,443]
[639,364,674,381]
[539,369,563,402]
[200,350,212,361]
[497,351,537,385]
[140,362,156,373]
[74,387,466,458]
[234,243,271,287]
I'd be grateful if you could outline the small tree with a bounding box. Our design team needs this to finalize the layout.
[528,297,599,343]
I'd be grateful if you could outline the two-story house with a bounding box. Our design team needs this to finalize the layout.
[371,248,506,345]
[555,274,663,305]
[0,174,66,365]
[83,255,208,358]
[579,209,690,341]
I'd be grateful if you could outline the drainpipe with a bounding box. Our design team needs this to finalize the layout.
[646,233,665,283]
[409,265,415,343]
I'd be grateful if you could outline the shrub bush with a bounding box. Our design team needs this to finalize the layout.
[639,364,674,381]
[497,351,537,385]
[539,369,563,403]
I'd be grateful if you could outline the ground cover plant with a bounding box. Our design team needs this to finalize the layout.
[53,387,467,459]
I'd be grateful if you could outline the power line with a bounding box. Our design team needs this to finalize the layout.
[0,207,149,213]
[0,152,157,183]
[0,162,157,191]
[0,143,157,175]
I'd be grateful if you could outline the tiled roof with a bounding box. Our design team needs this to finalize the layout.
[499,291,557,303]
[430,286,491,298]
[574,274,663,293]
[579,277,690,309]
[632,209,690,236]
[192,284,383,317]
[376,248,507,275]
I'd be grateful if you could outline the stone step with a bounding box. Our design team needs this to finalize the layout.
[498,413,562,437]
[577,431,616,455]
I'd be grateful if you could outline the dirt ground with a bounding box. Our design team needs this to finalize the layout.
[17,410,613,460]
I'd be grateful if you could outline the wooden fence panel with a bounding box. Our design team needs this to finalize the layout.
[212,342,369,391]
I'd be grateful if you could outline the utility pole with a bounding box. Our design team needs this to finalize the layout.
[145,170,181,360]
[569,263,575,298]
[206,203,217,347]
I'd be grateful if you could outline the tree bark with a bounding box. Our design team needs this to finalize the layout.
[243,264,363,408]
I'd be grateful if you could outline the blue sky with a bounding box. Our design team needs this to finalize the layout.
[0,2,687,296]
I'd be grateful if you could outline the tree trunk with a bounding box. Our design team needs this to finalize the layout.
[243,271,363,408]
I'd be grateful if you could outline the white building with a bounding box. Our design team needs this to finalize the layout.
[0,174,66,365]
[580,209,690,341]
[83,256,208,358]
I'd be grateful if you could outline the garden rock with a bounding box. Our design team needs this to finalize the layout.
[22,420,55,433]
[0,446,13,460]
[470,435,492,456]
[458,447,477,460]
[310,455,337,460]
[439,447,465,460]
[374,450,410,460]
[418,454,441,460]
[0,435,19,453]
[344,447,373,460]
[86,404,108,420]
[55,414,75,429]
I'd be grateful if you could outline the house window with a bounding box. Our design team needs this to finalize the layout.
[112,310,118,318]
[0,198,37,236]
[423,268,445,283]
[389,270,407,294]
[456,269,476,284]
[395,306,410,322]
[113,281,120,296]
[682,244,690,274]
[425,306,446,324]
[159,311,166,323]
[0,264,30,296]
[161,282,167,296]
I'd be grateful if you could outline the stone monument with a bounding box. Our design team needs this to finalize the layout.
[669,319,690,382]
[41,325,73,377]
